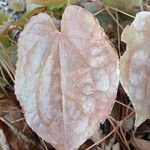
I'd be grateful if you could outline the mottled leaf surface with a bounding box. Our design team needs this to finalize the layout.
[120,12,150,127]
[15,5,119,150]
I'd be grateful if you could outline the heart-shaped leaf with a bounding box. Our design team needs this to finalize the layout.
[15,5,119,150]
[120,11,150,127]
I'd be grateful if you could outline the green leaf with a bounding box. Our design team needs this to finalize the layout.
[0,35,12,48]
[83,2,98,14]
[0,11,9,24]
[0,77,7,87]
[0,76,7,98]
[26,3,43,12]
[9,0,26,12]
[101,0,142,14]
[16,6,47,27]
[96,12,114,30]
[27,0,77,5]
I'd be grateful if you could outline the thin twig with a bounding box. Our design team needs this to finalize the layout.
[125,102,132,116]
[115,100,134,111]
[0,58,15,83]
[122,111,135,123]
[108,117,127,149]
[94,7,105,16]
[99,0,135,19]
[115,11,121,58]
[143,2,150,9]
[0,117,45,150]
[0,56,15,77]
[11,118,25,124]
[41,139,49,150]
[108,6,135,19]
[105,7,124,30]
[119,128,130,150]
[86,127,118,150]
[67,0,71,6]
[23,122,27,132]
[4,35,17,44]
[0,66,13,89]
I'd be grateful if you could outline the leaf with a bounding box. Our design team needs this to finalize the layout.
[83,2,98,14]
[0,77,7,88]
[0,77,7,97]
[26,0,77,5]
[132,137,150,150]
[16,6,46,27]
[122,116,134,132]
[0,11,9,25]
[0,22,12,36]
[8,0,26,12]
[0,35,12,48]
[15,5,119,150]
[112,142,120,150]
[120,12,150,127]
[0,129,10,150]
[96,12,114,31]
[0,116,39,150]
[101,0,142,14]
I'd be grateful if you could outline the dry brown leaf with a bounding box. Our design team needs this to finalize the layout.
[132,137,150,150]
[15,5,119,150]
[0,98,19,114]
[120,11,150,127]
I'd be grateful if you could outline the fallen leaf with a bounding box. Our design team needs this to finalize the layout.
[0,117,39,150]
[103,135,116,150]
[120,11,150,127]
[90,128,103,143]
[132,137,150,150]
[101,0,142,14]
[15,5,119,150]
[112,142,120,150]
[8,0,26,12]
[0,98,19,114]
[122,116,134,132]
[0,22,12,36]
[0,129,10,150]
[0,11,9,24]
[26,0,76,5]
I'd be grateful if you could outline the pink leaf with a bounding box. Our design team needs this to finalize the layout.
[120,12,150,127]
[15,5,119,150]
